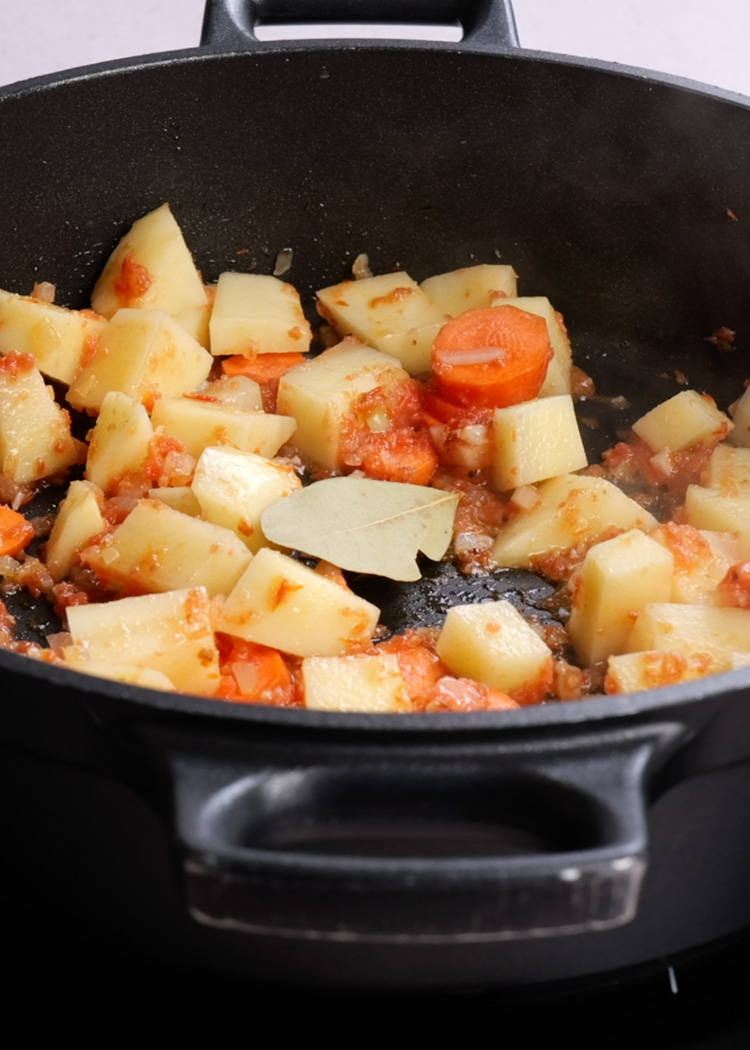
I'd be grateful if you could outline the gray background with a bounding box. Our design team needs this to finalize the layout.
[2,0,750,96]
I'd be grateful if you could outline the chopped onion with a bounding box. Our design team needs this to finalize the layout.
[273,247,294,277]
[31,281,56,303]
[232,661,260,694]
[352,253,373,280]
[510,485,541,511]
[436,345,507,367]
[453,532,493,554]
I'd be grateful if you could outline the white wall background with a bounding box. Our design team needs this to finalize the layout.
[2,0,750,96]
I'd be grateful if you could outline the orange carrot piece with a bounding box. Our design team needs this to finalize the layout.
[216,634,297,705]
[221,352,305,383]
[0,506,34,557]
[431,306,553,409]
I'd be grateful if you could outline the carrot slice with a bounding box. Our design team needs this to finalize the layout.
[0,506,34,557]
[221,352,305,382]
[431,306,553,408]
[216,634,298,706]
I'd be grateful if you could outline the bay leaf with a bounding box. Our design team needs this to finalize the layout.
[260,476,459,581]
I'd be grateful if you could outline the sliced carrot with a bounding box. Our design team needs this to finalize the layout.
[221,352,305,382]
[421,386,493,427]
[216,634,298,706]
[431,306,553,409]
[0,506,34,557]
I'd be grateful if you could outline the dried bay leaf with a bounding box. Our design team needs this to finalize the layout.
[261,476,459,581]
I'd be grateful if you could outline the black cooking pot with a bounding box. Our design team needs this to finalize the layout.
[3,0,750,991]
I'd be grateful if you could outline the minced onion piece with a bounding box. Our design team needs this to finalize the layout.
[273,247,294,277]
[352,253,373,280]
[436,346,507,367]
[31,281,56,303]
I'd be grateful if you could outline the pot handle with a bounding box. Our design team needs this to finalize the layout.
[155,720,682,942]
[201,0,520,51]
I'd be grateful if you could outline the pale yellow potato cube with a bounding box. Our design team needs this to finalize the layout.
[650,523,741,606]
[317,272,445,375]
[729,384,750,447]
[702,444,750,494]
[64,587,220,695]
[196,374,263,412]
[436,599,552,693]
[276,340,409,469]
[0,289,105,385]
[81,499,252,598]
[0,355,82,483]
[91,203,208,319]
[45,480,105,583]
[491,474,658,570]
[302,653,409,713]
[491,297,572,397]
[626,602,750,661]
[209,272,312,357]
[567,530,674,665]
[684,485,750,558]
[150,397,295,459]
[420,264,517,316]
[147,485,202,516]
[218,547,380,657]
[192,446,301,552]
[632,390,733,453]
[67,309,213,412]
[173,298,211,348]
[491,394,587,490]
[605,649,738,694]
[61,660,176,691]
[85,391,154,495]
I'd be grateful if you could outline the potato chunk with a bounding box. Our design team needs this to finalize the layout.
[67,309,212,412]
[420,264,517,316]
[0,353,82,483]
[702,444,750,495]
[85,391,154,495]
[491,394,587,490]
[490,297,573,397]
[0,289,105,385]
[276,340,409,469]
[632,390,732,453]
[218,547,380,657]
[491,474,658,570]
[684,485,750,558]
[302,654,409,713]
[605,649,744,694]
[90,203,208,319]
[45,480,105,583]
[209,272,312,356]
[81,499,252,598]
[627,602,750,661]
[317,272,445,374]
[567,529,674,665]
[64,587,220,695]
[650,522,741,606]
[436,599,553,695]
[150,397,295,459]
[192,447,301,552]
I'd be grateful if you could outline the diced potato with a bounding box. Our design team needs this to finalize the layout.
[150,397,295,459]
[317,272,445,375]
[0,354,82,484]
[0,289,105,385]
[684,485,750,558]
[491,394,587,490]
[147,485,201,516]
[650,522,741,605]
[702,444,750,494]
[632,390,733,453]
[217,547,380,656]
[67,309,213,412]
[490,297,572,397]
[491,474,658,569]
[436,599,553,694]
[567,530,674,665]
[729,384,750,447]
[420,264,517,316]
[63,587,221,695]
[90,203,208,319]
[209,272,312,356]
[85,391,154,494]
[195,374,263,412]
[626,602,750,661]
[302,653,409,713]
[45,480,105,583]
[173,297,212,348]
[62,660,176,691]
[80,499,252,598]
[605,649,743,694]
[192,446,301,552]
[276,340,409,469]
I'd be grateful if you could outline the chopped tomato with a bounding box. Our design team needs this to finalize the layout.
[216,634,301,706]
[0,505,34,557]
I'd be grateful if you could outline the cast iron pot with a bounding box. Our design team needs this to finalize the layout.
[2,0,750,991]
